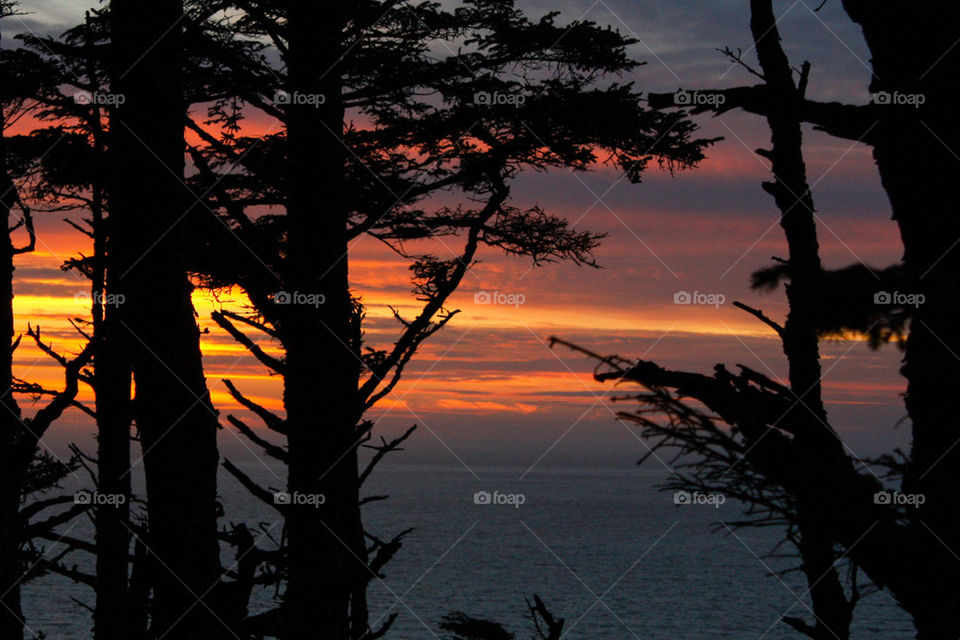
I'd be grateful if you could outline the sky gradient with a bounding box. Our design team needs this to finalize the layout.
[6,0,910,471]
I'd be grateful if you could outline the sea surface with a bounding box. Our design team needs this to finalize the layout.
[23,464,913,639]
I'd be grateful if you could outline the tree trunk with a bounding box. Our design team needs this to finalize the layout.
[109,2,224,637]
[0,149,24,640]
[86,53,136,635]
[281,2,367,638]
[93,258,134,640]
[748,2,852,637]
[840,3,960,637]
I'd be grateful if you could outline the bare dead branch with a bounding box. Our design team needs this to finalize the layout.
[358,425,416,487]
[733,301,785,336]
[222,458,282,512]
[225,414,287,462]
[212,311,285,374]
[222,378,287,434]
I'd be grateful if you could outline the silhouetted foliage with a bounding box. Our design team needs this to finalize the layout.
[164,2,712,638]
[752,262,912,348]
[572,1,960,638]
[440,613,515,640]
[2,6,101,636]
[441,595,563,640]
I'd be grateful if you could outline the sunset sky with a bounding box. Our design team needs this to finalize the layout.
[6,0,910,472]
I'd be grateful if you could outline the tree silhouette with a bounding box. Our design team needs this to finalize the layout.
[1,5,100,637]
[560,1,960,638]
[440,594,564,640]
[172,1,712,638]
[17,11,138,638]
[14,7,278,637]
[109,1,226,637]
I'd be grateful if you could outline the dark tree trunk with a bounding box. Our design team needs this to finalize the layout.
[93,254,134,640]
[839,3,960,637]
[86,53,136,636]
[644,3,960,635]
[109,2,224,637]
[0,148,25,640]
[748,0,836,451]
[794,506,853,639]
[749,2,852,637]
[128,535,151,637]
[281,2,367,638]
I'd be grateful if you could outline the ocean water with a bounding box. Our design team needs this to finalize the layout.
[23,464,913,639]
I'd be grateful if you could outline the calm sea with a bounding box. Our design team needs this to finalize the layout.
[23,464,912,639]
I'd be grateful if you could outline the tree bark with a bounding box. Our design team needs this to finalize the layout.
[281,2,367,638]
[109,1,224,637]
[84,26,136,635]
[93,249,134,640]
[0,137,25,640]
[838,3,960,637]
[748,2,853,636]
[647,3,960,635]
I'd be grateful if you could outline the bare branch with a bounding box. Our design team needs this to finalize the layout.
[222,458,282,512]
[222,378,287,434]
[359,425,416,487]
[733,301,785,336]
[25,326,95,437]
[224,415,287,462]
[212,311,285,374]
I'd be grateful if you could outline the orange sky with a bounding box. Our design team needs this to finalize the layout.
[11,131,909,468]
[7,0,911,466]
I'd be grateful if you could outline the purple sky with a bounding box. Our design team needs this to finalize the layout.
[9,0,910,471]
